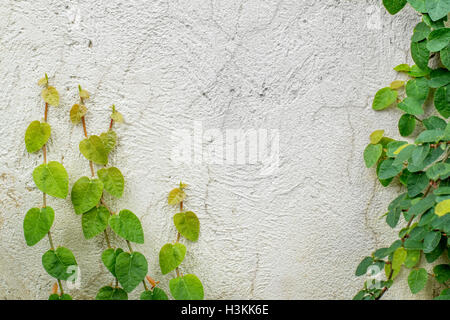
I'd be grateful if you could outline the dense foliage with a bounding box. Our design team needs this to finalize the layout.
[355,1,450,300]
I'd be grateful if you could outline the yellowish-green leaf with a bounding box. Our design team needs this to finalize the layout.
[41,86,60,106]
[370,130,385,144]
[392,247,407,272]
[25,120,51,153]
[79,135,109,165]
[390,80,405,89]
[99,131,117,154]
[37,77,48,86]
[168,188,186,205]
[79,89,90,99]
[70,104,87,124]
[111,111,124,123]
[435,199,450,217]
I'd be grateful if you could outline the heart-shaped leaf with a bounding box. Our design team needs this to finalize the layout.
[79,135,108,165]
[101,248,124,278]
[70,104,87,124]
[99,131,117,154]
[382,0,407,14]
[408,268,428,294]
[174,211,200,241]
[41,86,60,106]
[434,84,450,118]
[168,187,186,205]
[42,247,77,280]
[109,209,144,244]
[97,167,124,198]
[23,207,54,246]
[81,206,110,239]
[140,287,169,300]
[159,243,186,275]
[71,176,103,214]
[49,294,72,300]
[25,121,51,153]
[169,274,204,300]
[372,88,398,110]
[115,251,148,293]
[33,161,69,199]
[95,286,128,300]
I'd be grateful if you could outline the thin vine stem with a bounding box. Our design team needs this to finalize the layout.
[41,99,64,296]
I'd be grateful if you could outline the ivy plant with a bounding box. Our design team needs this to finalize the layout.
[355,1,450,300]
[69,87,165,300]
[159,183,204,300]
[23,74,77,300]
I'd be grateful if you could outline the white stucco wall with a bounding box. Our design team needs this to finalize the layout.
[0,0,444,299]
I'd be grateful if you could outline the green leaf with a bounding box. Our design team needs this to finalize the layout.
[159,243,187,275]
[407,172,429,197]
[42,247,78,280]
[394,64,411,72]
[140,287,169,300]
[99,131,117,154]
[41,86,60,106]
[405,77,429,103]
[71,177,104,214]
[425,237,446,262]
[377,161,394,187]
[372,88,398,110]
[423,116,446,130]
[49,294,72,300]
[426,0,450,21]
[411,40,430,71]
[441,44,450,69]
[169,274,204,300]
[433,264,450,283]
[434,84,450,118]
[355,257,373,276]
[25,121,51,153]
[423,230,442,253]
[426,28,450,52]
[415,129,445,143]
[397,97,424,115]
[426,162,450,180]
[398,114,416,136]
[407,0,427,12]
[364,144,383,168]
[23,207,54,246]
[95,286,128,300]
[429,69,450,88]
[408,194,436,217]
[387,207,401,228]
[97,167,124,198]
[408,268,428,294]
[412,22,431,42]
[79,135,108,165]
[174,211,200,241]
[378,158,403,179]
[408,65,430,77]
[382,0,407,14]
[101,248,123,278]
[168,187,186,205]
[81,206,110,239]
[33,161,68,199]
[404,250,421,268]
[115,251,148,293]
[109,209,144,244]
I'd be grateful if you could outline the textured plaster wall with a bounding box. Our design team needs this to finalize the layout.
[0,0,444,299]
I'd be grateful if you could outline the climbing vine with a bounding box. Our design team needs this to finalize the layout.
[69,86,166,300]
[355,1,450,300]
[23,74,77,300]
[158,183,204,300]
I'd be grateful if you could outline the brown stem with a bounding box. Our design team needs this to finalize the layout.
[104,230,111,249]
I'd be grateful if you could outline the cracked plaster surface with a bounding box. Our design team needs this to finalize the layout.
[0,0,441,299]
